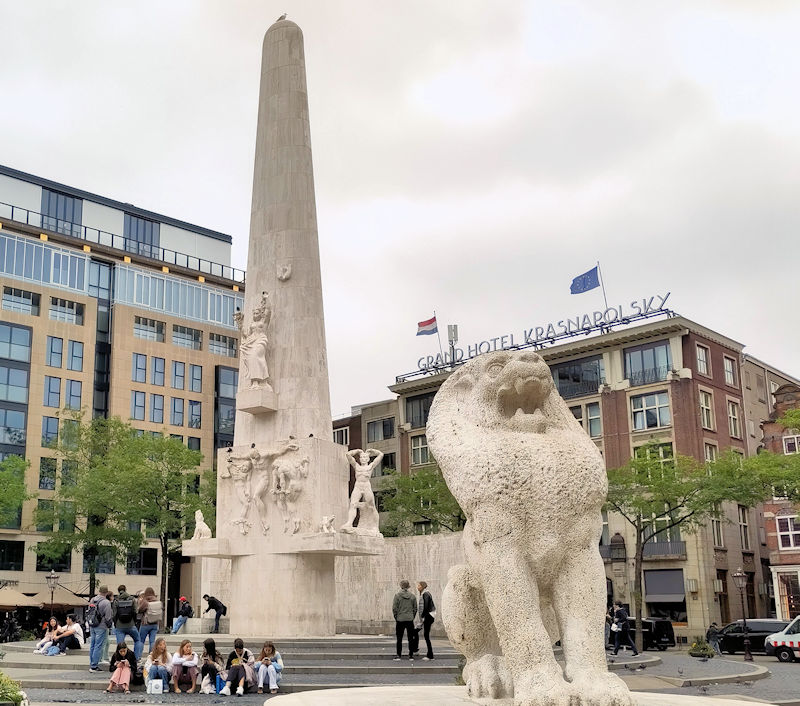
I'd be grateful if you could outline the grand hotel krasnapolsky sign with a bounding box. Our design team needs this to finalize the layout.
[416,292,672,372]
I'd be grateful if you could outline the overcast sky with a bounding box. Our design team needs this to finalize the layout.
[1,0,798,416]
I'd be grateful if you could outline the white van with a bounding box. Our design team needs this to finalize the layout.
[765,616,800,662]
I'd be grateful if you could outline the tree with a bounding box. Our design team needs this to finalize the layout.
[33,414,148,597]
[382,464,466,536]
[126,433,208,623]
[0,455,31,529]
[605,443,769,650]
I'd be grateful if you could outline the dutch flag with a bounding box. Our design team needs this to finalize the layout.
[416,315,438,336]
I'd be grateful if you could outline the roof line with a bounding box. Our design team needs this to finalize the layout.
[0,163,233,244]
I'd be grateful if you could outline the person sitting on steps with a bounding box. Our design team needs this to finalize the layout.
[219,638,256,696]
[255,640,283,695]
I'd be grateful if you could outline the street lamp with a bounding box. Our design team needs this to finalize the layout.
[45,569,59,617]
[732,567,752,662]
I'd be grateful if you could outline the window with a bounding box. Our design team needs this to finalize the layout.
[42,188,82,236]
[172,325,202,350]
[43,376,61,407]
[411,435,429,465]
[407,392,436,429]
[777,516,800,550]
[0,366,28,404]
[36,547,71,573]
[649,504,682,543]
[711,504,724,547]
[635,442,674,474]
[216,400,234,434]
[739,505,750,551]
[217,368,238,398]
[333,427,349,446]
[631,391,670,430]
[624,340,671,386]
[42,416,59,446]
[151,357,165,386]
[704,443,718,463]
[46,336,63,367]
[88,260,111,299]
[0,323,31,362]
[61,419,79,450]
[724,357,737,386]
[587,402,602,438]
[783,435,799,455]
[367,418,395,443]
[133,316,165,342]
[49,297,84,325]
[126,547,158,575]
[696,344,710,376]
[728,401,741,438]
[189,364,202,393]
[67,340,83,371]
[188,400,201,428]
[0,540,25,571]
[61,460,77,487]
[551,355,605,399]
[2,287,40,315]
[131,391,145,420]
[65,379,82,409]
[39,457,57,490]
[131,353,147,383]
[150,394,164,424]
[36,499,54,532]
[170,434,183,442]
[172,361,185,389]
[83,548,115,574]
[124,213,160,257]
[644,568,687,623]
[209,333,237,357]
[171,398,184,426]
[756,375,766,402]
[188,436,201,451]
[372,452,396,477]
[699,390,714,429]
[0,407,26,445]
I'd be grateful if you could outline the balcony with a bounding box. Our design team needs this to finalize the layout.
[556,379,604,400]
[0,201,245,283]
[643,540,687,560]
[628,366,671,387]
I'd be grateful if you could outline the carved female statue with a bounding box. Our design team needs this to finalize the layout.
[236,292,272,390]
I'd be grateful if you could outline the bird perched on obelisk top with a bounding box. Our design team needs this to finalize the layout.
[277,13,287,21]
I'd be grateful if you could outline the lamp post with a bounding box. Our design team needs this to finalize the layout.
[732,567,752,662]
[45,569,59,617]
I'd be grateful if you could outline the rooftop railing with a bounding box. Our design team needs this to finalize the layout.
[628,365,671,387]
[0,201,245,284]
[556,378,605,400]
[643,540,687,559]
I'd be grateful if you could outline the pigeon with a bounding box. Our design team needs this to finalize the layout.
[277,13,287,21]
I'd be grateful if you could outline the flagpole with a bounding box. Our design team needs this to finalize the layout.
[596,261,609,310]
[433,309,445,363]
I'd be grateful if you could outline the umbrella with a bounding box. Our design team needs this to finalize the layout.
[30,585,88,609]
[0,587,40,610]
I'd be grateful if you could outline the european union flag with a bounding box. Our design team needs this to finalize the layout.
[570,266,600,294]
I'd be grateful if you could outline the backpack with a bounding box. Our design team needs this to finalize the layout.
[87,601,103,628]
[185,603,194,618]
[115,597,135,623]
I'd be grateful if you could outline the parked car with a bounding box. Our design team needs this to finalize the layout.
[605,617,676,651]
[718,619,790,654]
[764,616,800,662]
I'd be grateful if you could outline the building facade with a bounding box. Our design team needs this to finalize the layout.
[761,383,800,621]
[334,314,799,640]
[0,165,243,603]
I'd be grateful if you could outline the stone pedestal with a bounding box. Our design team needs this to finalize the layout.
[236,387,278,414]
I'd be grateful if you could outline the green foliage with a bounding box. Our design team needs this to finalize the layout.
[0,669,24,706]
[382,464,465,535]
[0,455,30,528]
[743,450,800,505]
[779,409,800,432]
[688,636,715,658]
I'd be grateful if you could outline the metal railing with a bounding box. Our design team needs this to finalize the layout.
[0,201,245,284]
[557,378,605,400]
[628,365,671,387]
[643,540,686,558]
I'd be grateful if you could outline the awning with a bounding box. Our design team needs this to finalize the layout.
[30,585,88,608]
[0,587,40,609]
[644,569,685,603]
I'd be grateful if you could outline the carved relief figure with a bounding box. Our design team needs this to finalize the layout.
[223,441,298,535]
[340,449,382,535]
[191,510,213,540]
[271,456,310,534]
[320,516,336,534]
[235,291,273,390]
[426,350,633,706]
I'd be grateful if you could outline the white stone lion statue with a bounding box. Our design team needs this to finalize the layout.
[426,350,633,706]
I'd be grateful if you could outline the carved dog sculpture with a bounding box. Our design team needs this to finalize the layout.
[427,350,632,706]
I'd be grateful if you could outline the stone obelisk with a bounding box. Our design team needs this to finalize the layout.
[184,19,383,637]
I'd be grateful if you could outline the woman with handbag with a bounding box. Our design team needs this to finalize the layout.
[219,638,256,696]
[143,637,172,693]
[255,641,284,695]
[106,642,137,694]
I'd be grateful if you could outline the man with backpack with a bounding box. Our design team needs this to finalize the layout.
[202,594,227,634]
[88,584,113,672]
[172,596,194,634]
[113,584,143,660]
